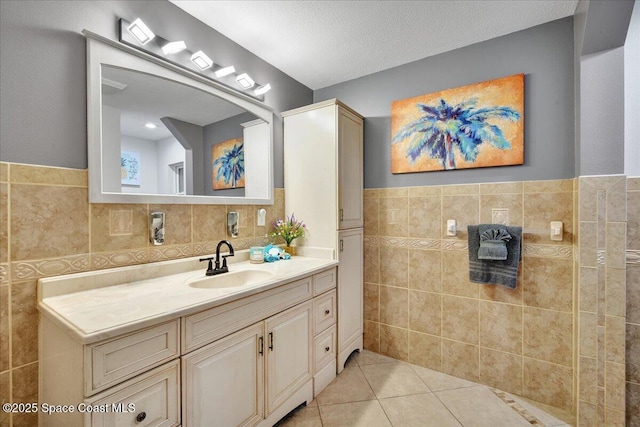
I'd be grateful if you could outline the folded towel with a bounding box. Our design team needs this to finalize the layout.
[468,224,522,289]
[478,228,512,260]
[263,244,291,262]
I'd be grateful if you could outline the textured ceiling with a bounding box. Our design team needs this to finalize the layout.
[170,0,578,90]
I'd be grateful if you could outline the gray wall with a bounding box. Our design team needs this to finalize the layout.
[626,0,640,177]
[0,0,313,188]
[580,47,625,176]
[575,0,635,176]
[314,18,575,188]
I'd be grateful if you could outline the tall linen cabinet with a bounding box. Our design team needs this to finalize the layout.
[283,99,364,375]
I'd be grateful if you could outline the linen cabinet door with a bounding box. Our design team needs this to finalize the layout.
[337,228,364,373]
[264,301,313,416]
[182,323,264,427]
[337,106,363,230]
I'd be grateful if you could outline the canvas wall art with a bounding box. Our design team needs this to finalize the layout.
[120,151,140,186]
[212,138,245,190]
[391,73,524,173]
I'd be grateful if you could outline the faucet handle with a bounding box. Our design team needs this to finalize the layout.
[221,254,232,270]
[199,257,215,276]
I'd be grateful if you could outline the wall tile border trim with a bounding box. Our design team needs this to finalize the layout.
[627,250,640,264]
[11,254,90,280]
[367,237,573,260]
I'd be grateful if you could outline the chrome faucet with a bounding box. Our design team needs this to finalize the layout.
[199,240,235,276]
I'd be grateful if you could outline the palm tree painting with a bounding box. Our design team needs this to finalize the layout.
[212,138,245,189]
[391,74,524,173]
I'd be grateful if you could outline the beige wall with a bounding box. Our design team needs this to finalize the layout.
[363,180,577,412]
[576,176,628,426]
[627,177,640,426]
[0,162,284,427]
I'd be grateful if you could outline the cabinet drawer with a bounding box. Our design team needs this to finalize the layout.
[313,268,336,295]
[85,360,180,427]
[313,290,336,335]
[85,320,179,395]
[314,325,336,373]
[183,276,313,353]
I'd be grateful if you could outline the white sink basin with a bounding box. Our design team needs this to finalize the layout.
[187,269,274,289]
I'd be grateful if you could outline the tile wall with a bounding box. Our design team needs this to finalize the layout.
[627,177,640,426]
[363,180,577,413]
[576,176,627,426]
[0,162,284,427]
[1,162,634,427]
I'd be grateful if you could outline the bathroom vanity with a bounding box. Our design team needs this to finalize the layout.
[37,254,338,427]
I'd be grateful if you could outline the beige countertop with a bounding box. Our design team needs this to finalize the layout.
[38,252,337,344]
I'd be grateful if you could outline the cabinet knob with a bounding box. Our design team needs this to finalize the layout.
[324,309,330,315]
[136,412,147,423]
[325,346,330,352]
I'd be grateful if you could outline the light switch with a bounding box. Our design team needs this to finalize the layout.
[257,208,266,226]
[550,221,563,241]
[446,219,457,236]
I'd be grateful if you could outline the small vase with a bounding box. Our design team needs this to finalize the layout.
[283,245,296,256]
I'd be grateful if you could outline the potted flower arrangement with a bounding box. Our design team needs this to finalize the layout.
[271,213,306,256]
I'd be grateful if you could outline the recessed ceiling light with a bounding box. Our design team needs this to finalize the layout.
[254,83,271,96]
[145,123,157,129]
[236,73,255,89]
[191,50,213,70]
[215,65,236,78]
[127,18,155,45]
[161,40,186,55]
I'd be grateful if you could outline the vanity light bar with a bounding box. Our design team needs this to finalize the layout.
[254,83,271,96]
[118,18,270,100]
[236,73,255,89]
[127,18,155,45]
[215,65,236,78]
[191,50,213,70]
[162,40,187,55]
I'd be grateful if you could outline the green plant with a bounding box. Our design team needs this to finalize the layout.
[271,213,306,246]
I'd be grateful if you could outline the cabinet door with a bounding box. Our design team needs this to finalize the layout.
[265,301,312,415]
[182,323,264,427]
[338,107,363,230]
[337,229,364,372]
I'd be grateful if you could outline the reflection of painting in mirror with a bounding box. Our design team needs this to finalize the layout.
[212,138,245,189]
[120,151,140,186]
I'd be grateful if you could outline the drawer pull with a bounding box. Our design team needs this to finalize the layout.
[136,412,147,423]
[324,309,330,315]
[325,346,330,352]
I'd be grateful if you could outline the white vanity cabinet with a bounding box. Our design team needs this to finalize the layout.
[39,264,337,427]
[284,99,364,374]
[182,302,312,427]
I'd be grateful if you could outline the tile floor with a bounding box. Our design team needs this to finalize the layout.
[276,350,575,427]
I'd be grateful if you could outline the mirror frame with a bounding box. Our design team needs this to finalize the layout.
[84,30,275,205]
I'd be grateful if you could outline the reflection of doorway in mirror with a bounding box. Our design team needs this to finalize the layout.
[212,138,245,190]
[170,162,185,195]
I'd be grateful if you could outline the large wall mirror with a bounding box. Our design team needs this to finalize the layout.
[85,30,274,205]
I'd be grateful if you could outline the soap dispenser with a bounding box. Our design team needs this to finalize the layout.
[150,212,165,245]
